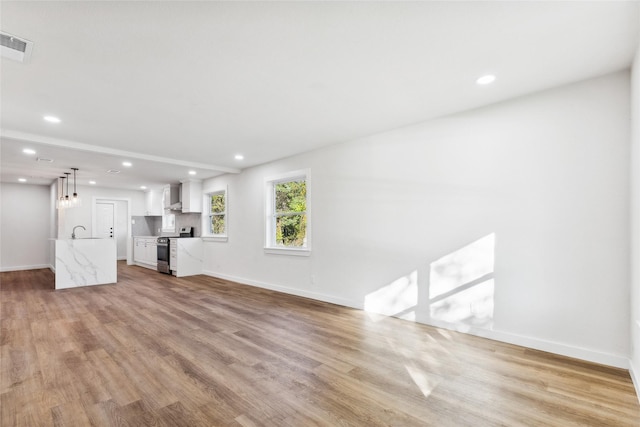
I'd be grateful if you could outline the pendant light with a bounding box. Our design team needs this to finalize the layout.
[63,172,71,208]
[56,176,66,209]
[70,167,81,207]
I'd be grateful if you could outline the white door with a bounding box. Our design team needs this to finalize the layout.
[96,202,115,239]
[114,201,128,259]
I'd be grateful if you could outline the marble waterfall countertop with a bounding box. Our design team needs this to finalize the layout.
[55,238,117,290]
[173,237,203,277]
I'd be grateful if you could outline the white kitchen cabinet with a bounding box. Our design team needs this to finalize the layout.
[133,238,145,262]
[181,180,202,213]
[145,238,157,265]
[169,239,178,273]
[133,237,158,269]
[144,189,163,216]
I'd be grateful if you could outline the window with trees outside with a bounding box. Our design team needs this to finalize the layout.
[265,170,310,255]
[208,191,226,236]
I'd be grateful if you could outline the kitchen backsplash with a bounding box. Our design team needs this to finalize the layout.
[174,212,202,237]
[132,212,202,237]
[132,216,160,236]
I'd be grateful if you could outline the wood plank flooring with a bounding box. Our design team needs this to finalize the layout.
[1,262,639,426]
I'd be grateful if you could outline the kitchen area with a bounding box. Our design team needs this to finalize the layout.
[51,178,206,290]
[131,181,204,278]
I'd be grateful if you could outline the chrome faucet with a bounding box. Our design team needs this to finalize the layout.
[72,225,86,239]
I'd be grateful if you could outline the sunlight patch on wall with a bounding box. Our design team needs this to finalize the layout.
[364,270,417,321]
[429,233,495,329]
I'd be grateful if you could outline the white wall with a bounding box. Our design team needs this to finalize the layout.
[203,71,631,368]
[630,41,640,394]
[0,183,52,271]
[57,185,145,239]
[49,182,58,269]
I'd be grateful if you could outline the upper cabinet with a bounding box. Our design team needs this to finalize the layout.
[144,189,163,216]
[181,180,202,213]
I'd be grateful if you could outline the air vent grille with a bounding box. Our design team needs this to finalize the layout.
[1,34,27,52]
[1,32,33,62]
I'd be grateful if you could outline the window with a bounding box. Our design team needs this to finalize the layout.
[161,185,176,233]
[161,212,175,233]
[265,169,310,256]
[209,191,226,235]
[202,187,227,242]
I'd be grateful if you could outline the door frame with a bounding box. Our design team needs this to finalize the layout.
[92,197,133,265]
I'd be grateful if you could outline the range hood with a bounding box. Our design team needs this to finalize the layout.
[164,184,182,211]
[168,201,182,211]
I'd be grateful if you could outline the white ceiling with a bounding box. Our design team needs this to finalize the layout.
[1,1,639,190]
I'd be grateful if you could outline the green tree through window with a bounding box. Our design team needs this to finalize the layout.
[274,180,306,247]
[209,192,226,235]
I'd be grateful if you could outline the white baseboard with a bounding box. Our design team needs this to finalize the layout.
[202,269,362,310]
[438,321,628,369]
[410,321,628,369]
[134,262,158,271]
[201,269,629,370]
[0,264,51,272]
[630,361,640,404]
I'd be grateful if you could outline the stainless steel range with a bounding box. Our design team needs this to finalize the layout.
[156,237,170,274]
[157,227,195,274]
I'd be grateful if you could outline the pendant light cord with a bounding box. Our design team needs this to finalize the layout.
[72,168,78,198]
[65,172,70,200]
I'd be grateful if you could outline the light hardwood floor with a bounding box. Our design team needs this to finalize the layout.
[1,262,639,426]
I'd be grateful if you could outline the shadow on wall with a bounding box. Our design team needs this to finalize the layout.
[364,233,496,332]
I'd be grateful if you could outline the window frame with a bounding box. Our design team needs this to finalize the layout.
[161,212,176,233]
[202,186,228,242]
[264,169,311,256]
[160,185,177,233]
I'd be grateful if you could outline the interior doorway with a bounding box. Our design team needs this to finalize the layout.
[96,202,115,239]
[93,197,132,262]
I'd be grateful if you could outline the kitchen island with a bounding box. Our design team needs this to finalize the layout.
[55,238,117,289]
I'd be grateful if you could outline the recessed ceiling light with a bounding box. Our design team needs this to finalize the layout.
[476,75,496,85]
[235,154,244,160]
[122,161,132,167]
[37,157,54,163]
[43,115,61,123]
[188,170,197,175]
[89,180,96,185]
[18,178,27,182]
[22,148,36,155]
[140,186,147,190]
[107,169,121,174]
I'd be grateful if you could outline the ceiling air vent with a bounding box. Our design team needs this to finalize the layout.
[1,32,33,63]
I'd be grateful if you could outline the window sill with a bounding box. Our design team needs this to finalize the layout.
[264,247,311,257]
[202,236,228,243]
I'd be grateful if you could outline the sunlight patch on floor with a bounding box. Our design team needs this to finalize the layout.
[405,364,442,398]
